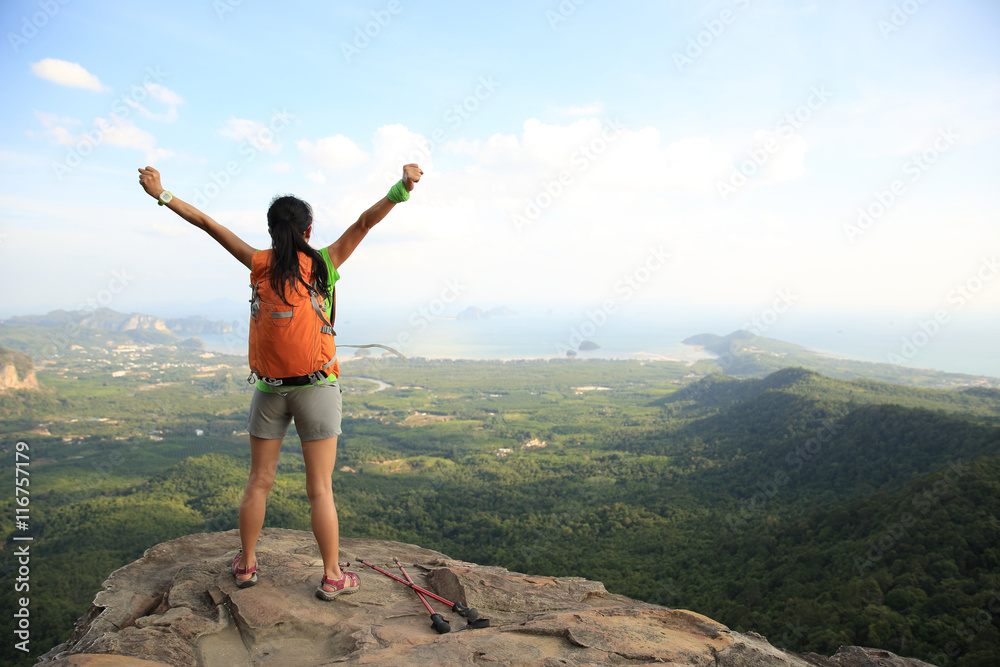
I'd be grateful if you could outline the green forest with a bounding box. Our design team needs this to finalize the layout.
[1,322,998,667]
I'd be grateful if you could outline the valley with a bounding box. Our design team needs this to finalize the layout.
[1,317,998,666]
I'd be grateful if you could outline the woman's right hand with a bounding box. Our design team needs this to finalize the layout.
[138,166,165,200]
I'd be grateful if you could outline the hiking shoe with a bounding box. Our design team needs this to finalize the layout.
[233,550,258,589]
[316,570,360,600]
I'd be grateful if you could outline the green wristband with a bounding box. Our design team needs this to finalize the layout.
[387,179,410,203]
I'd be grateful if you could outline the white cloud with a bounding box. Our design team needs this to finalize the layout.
[14,117,991,317]
[30,59,105,91]
[33,110,172,163]
[718,130,810,192]
[439,119,731,197]
[445,133,521,167]
[220,117,283,154]
[35,111,79,129]
[818,80,1000,158]
[125,82,184,123]
[101,115,173,162]
[521,117,611,168]
[298,135,368,170]
[754,130,809,184]
[33,110,80,146]
[146,82,183,107]
[661,136,733,195]
[371,124,435,176]
[291,120,740,306]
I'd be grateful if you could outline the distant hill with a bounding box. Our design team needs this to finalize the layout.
[4,308,235,337]
[684,330,997,389]
[647,367,1000,510]
[456,305,518,320]
[1,309,995,391]
[6,308,172,333]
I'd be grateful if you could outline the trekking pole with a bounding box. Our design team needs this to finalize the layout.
[356,558,490,628]
[395,558,450,634]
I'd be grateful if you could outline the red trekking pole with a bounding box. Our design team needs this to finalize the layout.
[395,558,450,634]
[356,558,490,629]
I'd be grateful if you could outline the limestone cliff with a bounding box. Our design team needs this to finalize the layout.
[0,346,38,392]
[38,529,937,667]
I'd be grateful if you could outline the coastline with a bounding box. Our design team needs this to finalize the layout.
[192,322,999,379]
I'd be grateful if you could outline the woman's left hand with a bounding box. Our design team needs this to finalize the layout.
[138,166,165,199]
[402,163,423,192]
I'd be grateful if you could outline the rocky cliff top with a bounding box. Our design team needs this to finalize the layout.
[39,528,936,667]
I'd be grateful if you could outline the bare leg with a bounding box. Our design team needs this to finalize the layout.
[237,435,283,581]
[301,436,343,589]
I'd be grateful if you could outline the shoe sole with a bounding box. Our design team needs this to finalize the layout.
[315,585,358,601]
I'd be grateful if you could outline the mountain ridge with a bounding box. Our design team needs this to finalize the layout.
[683,330,997,388]
[4,308,236,337]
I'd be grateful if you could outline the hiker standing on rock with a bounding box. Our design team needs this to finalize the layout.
[138,162,423,599]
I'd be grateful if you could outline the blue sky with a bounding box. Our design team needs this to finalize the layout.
[1,0,999,361]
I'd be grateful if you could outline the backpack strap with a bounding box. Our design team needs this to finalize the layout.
[249,281,260,319]
[308,284,336,336]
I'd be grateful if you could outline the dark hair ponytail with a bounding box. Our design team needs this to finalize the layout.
[266,195,330,305]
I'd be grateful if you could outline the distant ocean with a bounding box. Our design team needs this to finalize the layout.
[194,305,1000,379]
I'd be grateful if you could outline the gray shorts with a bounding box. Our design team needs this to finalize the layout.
[247,381,343,441]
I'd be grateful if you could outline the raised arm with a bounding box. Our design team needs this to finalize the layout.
[326,163,422,268]
[138,166,255,270]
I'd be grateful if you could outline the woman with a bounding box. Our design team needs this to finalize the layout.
[137,163,422,599]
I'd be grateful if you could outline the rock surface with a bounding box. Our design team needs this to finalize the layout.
[39,529,937,667]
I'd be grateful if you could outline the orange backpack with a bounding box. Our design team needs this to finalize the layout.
[248,249,337,386]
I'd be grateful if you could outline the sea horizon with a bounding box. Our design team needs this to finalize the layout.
[3,302,996,378]
[186,306,1000,380]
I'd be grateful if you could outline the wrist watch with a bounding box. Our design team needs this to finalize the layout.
[157,190,173,206]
